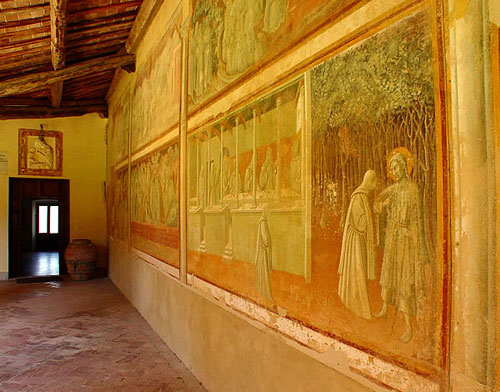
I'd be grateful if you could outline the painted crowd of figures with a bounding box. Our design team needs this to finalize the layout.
[131,145,180,227]
[337,148,430,343]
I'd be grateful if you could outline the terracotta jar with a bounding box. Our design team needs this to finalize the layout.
[64,239,97,281]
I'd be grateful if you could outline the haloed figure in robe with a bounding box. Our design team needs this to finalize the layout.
[338,170,377,320]
[373,152,430,343]
[255,212,273,301]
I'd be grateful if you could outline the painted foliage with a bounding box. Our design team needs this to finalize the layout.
[109,88,130,164]
[188,0,360,107]
[130,142,180,265]
[311,9,443,369]
[187,9,446,372]
[131,12,182,153]
[111,167,128,243]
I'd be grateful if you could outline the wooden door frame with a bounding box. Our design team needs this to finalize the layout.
[8,178,70,278]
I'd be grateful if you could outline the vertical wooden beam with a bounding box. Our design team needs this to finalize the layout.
[50,0,67,107]
[50,0,67,70]
[50,82,63,108]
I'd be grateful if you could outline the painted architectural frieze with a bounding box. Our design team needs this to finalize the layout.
[188,76,311,301]
[131,11,182,153]
[188,0,361,108]
[130,142,180,266]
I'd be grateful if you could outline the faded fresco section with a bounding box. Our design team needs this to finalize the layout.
[310,9,441,369]
[188,77,311,302]
[110,167,129,243]
[131,12,182,153]
[130,142,180,266]
[188,8,445,374]
[109,88,130,165]
[188,0,360,107]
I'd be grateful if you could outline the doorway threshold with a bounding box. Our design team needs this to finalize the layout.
[16,275,63,284]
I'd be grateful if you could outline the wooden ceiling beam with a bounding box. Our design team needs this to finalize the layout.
[66,31,130,49]
[66,21,133,41]
[0,104,107,120]
[0,16,50,31]
[0,53,135,97]
[0,98,105,107]
[69,2,141,22]
[50,0,67,71]
[0,26,50,45]
[66,12,136,32]
[49,0,68,108]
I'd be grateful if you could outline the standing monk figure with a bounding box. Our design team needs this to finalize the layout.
[338,170,377,320]
[373,151,430,343]
[254,211,273,301]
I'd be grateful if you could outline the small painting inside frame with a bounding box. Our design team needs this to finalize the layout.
[18,128,63,176]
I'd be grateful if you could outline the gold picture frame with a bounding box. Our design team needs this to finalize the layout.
[18,128,63,176]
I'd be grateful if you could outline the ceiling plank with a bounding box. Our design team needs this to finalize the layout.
[49,81,63,107]
[0,104,107,119]
[50,0,67,70]
[0,53,135,97]
[50,0,67,108]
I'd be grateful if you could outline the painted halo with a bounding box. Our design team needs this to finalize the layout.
[387,147,413,181]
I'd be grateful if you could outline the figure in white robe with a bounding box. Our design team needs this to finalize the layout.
[338,170,377,320]
[255,212,273,300]
[373,152,430,343]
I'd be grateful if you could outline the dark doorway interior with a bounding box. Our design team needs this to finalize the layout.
[9,178,69,279]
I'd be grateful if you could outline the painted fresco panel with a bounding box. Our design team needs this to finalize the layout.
[110,88,130,164]
[131,14,182,153]
[111,167,128,243]
[188,9,447,373]
[188,0,361,107]
[130,142,180,266]
[188,76,311,295]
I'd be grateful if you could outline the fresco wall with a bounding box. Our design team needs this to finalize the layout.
[131,8,182,153]
[105,0,476,389]
[188,0,364,108]
[186,6,447,375]
[130,142,180,266]
[110,167,128,243]
[109,87,130,165]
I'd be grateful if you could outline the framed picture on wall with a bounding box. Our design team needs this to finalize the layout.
[18,128,63,176]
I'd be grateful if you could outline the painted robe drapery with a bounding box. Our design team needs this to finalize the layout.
[255,213,273,300]
[337,188,376,320]
[377,181,429,317]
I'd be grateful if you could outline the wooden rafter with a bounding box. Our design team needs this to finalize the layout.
[0,53,135,97]
[0,104,108,120]
[49,0,67,108]
[50,0,67,70]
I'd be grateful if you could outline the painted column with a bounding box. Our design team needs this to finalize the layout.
[196,138,200,205]
[449,0,496,387]
[276,95,282,199]
[220,125,224,204]
[179,22,189,284]
[235,117,240,206]
[252,108,257,204]
[207,130,211,207]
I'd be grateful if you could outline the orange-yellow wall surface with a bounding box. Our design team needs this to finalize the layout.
[0,114,108,277]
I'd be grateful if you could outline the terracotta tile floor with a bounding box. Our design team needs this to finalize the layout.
[0,278,206,392]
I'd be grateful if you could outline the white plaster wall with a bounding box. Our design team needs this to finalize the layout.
[109,240,373,392]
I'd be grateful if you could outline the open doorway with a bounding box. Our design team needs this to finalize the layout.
[9,178,69,279]
[22,200,61,276]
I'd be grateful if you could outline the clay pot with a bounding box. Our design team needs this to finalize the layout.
[64,239,97,281]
